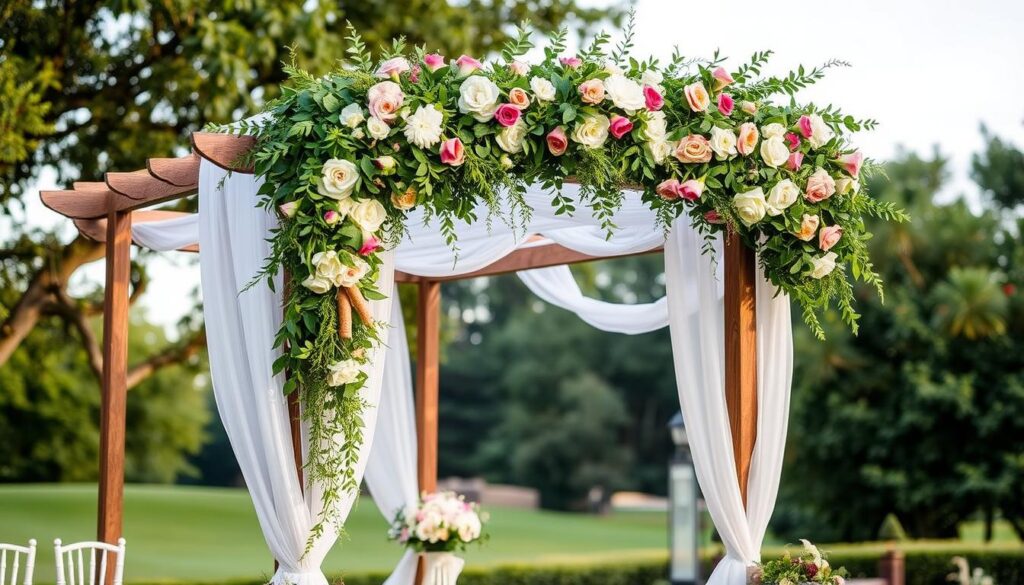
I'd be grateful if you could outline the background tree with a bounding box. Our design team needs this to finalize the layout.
[774,134,1024,542]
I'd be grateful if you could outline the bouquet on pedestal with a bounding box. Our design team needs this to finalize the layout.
[753,540,848,585]
[388,491,488,585]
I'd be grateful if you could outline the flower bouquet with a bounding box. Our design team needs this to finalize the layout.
[388,491,488,585]
[753,540,848,585]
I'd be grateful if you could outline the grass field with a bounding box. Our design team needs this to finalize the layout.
[0,484,668,584]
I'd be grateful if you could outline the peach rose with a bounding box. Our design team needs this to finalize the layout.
[367,81,404,122]
[794,214,820,241]
[805,168,837,203]
[819,224,843,251]
[578,79,606,104]
[391,187,417,210]
[675,135,713,164]
[737,122,759,156]
[684,82,710,112]
[508,87,531,109]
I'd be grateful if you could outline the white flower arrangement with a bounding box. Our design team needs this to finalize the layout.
[388,491,488,552]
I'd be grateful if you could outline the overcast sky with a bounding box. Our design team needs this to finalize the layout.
[18,0,1024,334]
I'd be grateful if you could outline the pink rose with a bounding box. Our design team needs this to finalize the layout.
[439,137,465,166]
[423,53,446,72]
[508,87,531,109]
[643,86,664,111]
[679,179,704,201]
[704,210,725,224]
[367,81,404,122]
[837,150,864,176]
[609,115,634,139]
[798,115,813,138]
[375,57,411,80]
[786,151,804,171]
[547,126,568,156]
[494,103,521,127]
[712,67,735,90]
[717,93,734,117]
[455,55,483,77]
[805,168,837,203]
[323,210,340,225]
[656,179,682,200]
[278,201,298,218]
[359,236,381,256]
[819,224,843,251]
[675,135,713,163]
[684,82,710,112]
[509,60,529,76]
[560,56,583,69]
[737,122,759,156]
[578,79,605,104]
[785,132,801,151]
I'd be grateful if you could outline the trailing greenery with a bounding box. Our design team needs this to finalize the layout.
[224,17,906,543]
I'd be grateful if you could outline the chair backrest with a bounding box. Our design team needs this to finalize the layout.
[53,539,126,585]
[0,540,36,585]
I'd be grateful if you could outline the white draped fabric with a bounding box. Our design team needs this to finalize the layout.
[198,160,396,585]
[140,165,791,585]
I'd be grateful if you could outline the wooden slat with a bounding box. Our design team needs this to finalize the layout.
[148,154,200,186]
[416,280,441,493]
[73,210,198,253]
[191,132,256,173]
[105,169,196,201]
[97,202,131,562]
[40,189,114,219]
[723,232,758,508]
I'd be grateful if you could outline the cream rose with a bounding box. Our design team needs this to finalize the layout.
[766,179,800,216]
[337,255,370,287]
[311,250,343,285]
[809,252,839,279]
[647,139,672,164]
[350,198,387,233]
[572,114,610,149]
[530,76,557,102]
[319,159,359,200]
[496,118,528,153]
[603,74,646,112]
[761,122,786,139]
[794,214,820,241]
[643,111,668,141]
[640,69,664,92]
[458,76,501,122]
[709,127,738,160]
[301,276,332,294]
[733,187,767,226]
[807,113,835,149]
[403,104,444,148]
[340,103,365,128]
[366,117,391,140]
[760,135,790,168]
[835,177,860,195]
[327,359,362,386]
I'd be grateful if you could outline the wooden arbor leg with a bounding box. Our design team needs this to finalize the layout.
[97,204,132,565]
[724,233,758,507]
[414,280,441,585]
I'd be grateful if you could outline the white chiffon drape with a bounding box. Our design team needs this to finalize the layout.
[139,172,792,585]
[198,160,395,585]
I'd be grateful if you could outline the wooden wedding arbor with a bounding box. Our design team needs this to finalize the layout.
[40,131,758,576]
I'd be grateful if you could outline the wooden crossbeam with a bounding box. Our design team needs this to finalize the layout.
[74,210,198,253]
[148,154,200,186]
[191,132,255,173]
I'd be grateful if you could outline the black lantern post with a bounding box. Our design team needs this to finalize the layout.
[668,412,700,585]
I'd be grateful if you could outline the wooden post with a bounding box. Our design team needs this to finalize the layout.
[97,203,132,558]
[415,280,441,493]
[878,549,905,585]
[723,233,758,507]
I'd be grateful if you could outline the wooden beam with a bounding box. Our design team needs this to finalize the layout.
[106,169,197,201]
[191,132,256,173]
[148,154,200,186]
[723,232,758,508]
[96,201,132,562]
[74,210,198,252]
[415,280,441,493]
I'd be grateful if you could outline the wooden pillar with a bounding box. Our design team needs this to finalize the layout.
[723,233,758,507]
[415,280,441,493]
[879,549,905,585]
[97,204,132,552]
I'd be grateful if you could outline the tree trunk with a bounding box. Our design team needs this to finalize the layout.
[984,504,994,543]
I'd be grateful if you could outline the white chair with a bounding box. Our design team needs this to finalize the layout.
[53,539,126,585]
[0,539,36,585]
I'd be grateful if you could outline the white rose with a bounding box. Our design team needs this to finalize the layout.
[337,255,370,287]
[340,103,365,128]
[734,187,767,226]
[647,140,672,164]
[766,179,800,216]
[603,74,646,112]
[835,177,860,195]
[643,111,667,141]
[327,359,361,387]
[761,122,786,139]
[312,250,343,283]
[319,159,359,200]
[641,69,664,92]
[350,198,387,233]
[572,114,610,149]
[760,135,790,168]
[807,113,835,149]
[809,251,839,279]
[403,104,444,148]
[366,116,391,140]
[301,276,332,295]
[529,76,557,102]
[495,119,528,153]
[709,127,738,160]
[458,76,501,122]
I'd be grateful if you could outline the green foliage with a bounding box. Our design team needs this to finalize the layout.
[879,514,910,542]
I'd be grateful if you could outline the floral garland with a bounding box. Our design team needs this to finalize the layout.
[229,20,907,541]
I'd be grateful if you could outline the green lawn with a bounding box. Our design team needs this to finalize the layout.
[0,484,668,584]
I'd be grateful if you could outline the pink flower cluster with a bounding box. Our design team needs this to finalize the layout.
[389,491,485,549]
